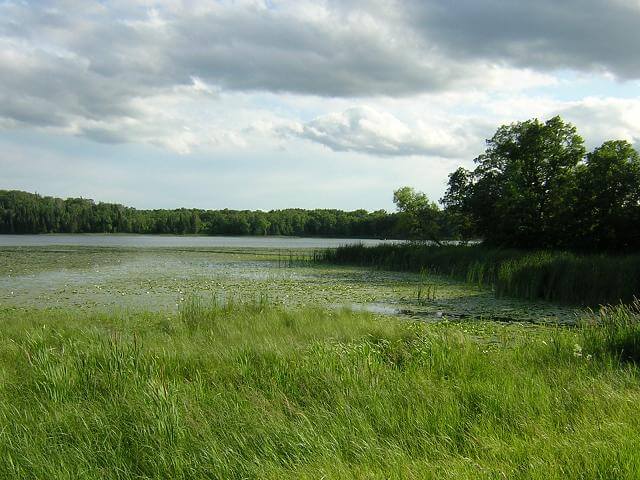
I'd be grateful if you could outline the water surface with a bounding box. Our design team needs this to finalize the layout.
[0,234,402,248]
[0,246,580,324]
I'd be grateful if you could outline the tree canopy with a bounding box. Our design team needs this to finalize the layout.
[443,116,640,251]
[0,190,400,239]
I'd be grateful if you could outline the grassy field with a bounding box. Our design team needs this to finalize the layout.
[1,299,639,479]
[318,243,640,305]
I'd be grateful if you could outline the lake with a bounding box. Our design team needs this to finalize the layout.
[0,234,403,248]
[0,245,579,323]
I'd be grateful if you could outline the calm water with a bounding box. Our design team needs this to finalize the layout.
[0,234,402,248]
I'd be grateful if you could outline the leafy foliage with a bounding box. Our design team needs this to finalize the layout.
[0,190,399,238]
[392,186,442,243]
[444,116,640,251]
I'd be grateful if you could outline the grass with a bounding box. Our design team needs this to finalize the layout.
[317,243,640,306]
[0,298,639,478]
[580,300,640,363]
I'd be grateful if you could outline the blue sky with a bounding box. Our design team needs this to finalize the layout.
[1,0,640,211]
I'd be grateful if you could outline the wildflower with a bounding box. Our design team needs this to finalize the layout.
[573,343,583,357]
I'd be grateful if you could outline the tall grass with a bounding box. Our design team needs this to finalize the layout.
[579,300,640,363]
[1,300,640,478]
[317,244,640,305]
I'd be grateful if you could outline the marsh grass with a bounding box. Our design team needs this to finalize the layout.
[415,283,437,303]
[0,300,639,478]
[277,250,316,268]
[415,269,438,304]
[579,300,640,363]
[317,244,640,306]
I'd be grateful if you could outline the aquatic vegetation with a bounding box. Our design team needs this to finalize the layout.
[318,243,640,306]
[0,246,579,323]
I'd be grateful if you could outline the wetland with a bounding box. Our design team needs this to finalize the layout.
[0,245,578,324]
[1,241,639,479]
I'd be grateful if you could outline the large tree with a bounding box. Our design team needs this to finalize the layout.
[446,116,585,247]
[574,140,640,250]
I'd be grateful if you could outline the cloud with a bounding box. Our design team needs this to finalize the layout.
[0,1,606,123]
[1,0,458,148]
[0,0,638,156]
[285,97,640,159]
[284,106,483,158]
[554,97,640,149]
[405,0,640,79]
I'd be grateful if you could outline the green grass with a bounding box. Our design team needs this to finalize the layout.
[317,243,640,305]
[580,300,640,363]
[0,299,639,478]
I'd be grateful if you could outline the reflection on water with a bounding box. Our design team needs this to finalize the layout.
[335,303,401,315]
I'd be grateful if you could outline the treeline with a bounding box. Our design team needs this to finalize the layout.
[442,116,640,251]
[0,190,401,238]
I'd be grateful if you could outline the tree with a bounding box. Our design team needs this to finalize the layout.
[574,140,640,250]
[441,167,476,239]
[449,116,585,247]
[393,187,442,244]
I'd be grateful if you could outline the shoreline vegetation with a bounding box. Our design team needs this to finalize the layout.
[0,298,639,478]
[317,243,640,306]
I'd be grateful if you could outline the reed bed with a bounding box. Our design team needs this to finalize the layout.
[317,244,640,305]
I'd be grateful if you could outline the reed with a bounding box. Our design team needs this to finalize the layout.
[579,300,640,362]
[316,243,640,305]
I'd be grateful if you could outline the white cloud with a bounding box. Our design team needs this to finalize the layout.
[555,97,640,148]
[284,106,482,158]
[1,0,639,209]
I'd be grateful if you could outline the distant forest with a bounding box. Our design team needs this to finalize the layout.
[0,189,403,238]
[3,115,640,250]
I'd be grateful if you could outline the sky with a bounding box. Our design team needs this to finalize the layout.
[1,0,640,211]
